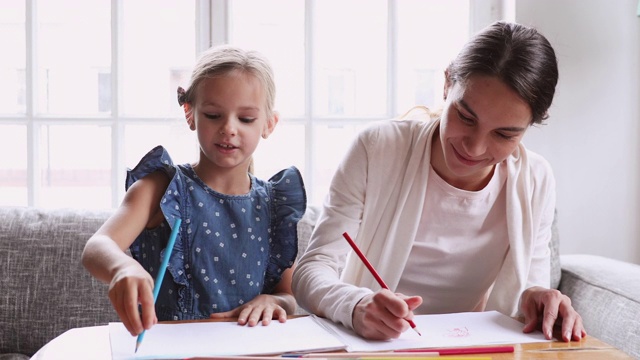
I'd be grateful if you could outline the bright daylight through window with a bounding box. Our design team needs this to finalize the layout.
[0,0,470,209]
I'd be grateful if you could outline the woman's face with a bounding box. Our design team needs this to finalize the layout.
[432,74,532,191]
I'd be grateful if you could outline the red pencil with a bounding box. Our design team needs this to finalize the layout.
[342,232,422,336]
[396,345,515,355]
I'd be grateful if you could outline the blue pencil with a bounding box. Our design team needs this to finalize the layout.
[135,217,182,353]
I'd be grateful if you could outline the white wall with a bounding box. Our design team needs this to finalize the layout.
[517,0,640,263]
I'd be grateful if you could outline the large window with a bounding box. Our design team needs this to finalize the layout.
[1,0,501,208]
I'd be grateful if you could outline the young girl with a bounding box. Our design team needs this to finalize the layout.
[82,45,306,337]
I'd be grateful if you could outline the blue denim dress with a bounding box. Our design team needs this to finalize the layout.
[126,146,306,320]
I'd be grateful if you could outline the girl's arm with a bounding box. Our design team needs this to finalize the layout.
[81,170,169,336]
[272,264,298,314]
[268,265,297,314]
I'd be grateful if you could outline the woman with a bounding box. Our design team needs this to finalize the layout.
[292,21,585,343]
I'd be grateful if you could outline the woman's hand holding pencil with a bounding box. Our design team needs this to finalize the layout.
[352,290,423,340]
[343,232,423,341]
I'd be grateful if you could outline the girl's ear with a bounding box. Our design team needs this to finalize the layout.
[184,103,195,130]
[262,111,280,139]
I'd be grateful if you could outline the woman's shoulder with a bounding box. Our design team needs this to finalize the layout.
[524,148,553,169]
[519,146,554,174]
[347,119,437,164]
[358,118,437,144]
[510,144,555,188]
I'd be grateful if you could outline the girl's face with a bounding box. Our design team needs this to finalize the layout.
[186,70,277,174]
[432,74,532,191]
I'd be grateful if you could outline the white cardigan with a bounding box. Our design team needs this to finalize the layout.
[292,119,556,330]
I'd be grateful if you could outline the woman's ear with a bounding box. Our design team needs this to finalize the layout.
[443,69,452,101]
[262,111,280,139]
[184,103,195,130]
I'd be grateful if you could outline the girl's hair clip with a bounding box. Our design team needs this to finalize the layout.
[177,86,187,106]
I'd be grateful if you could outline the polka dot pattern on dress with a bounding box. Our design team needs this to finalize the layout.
[125,146,306,321]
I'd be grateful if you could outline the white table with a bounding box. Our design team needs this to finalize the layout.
[31,326,112,360]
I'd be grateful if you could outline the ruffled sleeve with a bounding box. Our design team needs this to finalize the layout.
[125,145,187,286]
[125,145,183,222]
[263,166,307,294]
[126,145,175,190]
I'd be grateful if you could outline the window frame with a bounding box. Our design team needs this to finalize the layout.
[7,0,507,208]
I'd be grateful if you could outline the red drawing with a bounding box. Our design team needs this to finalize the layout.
[446,326,470,337]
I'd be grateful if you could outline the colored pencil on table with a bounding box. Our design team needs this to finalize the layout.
[194,356,492,360]
[135,217,182,353]
[342,232,422,336]
[192,356,490,360]
[284,351,438,358]
[396,345,514,355]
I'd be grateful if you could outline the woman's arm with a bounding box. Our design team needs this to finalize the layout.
[292,131,375,328]
[518,159,586,342]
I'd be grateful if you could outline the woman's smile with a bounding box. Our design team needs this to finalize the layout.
[451,143,485,166]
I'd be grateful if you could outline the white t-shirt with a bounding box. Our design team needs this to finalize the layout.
[396,162,509,314]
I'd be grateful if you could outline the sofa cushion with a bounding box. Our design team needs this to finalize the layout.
[559,254,640,358]
[0,207,118,356]
[294,205,322,315]
[296,205,320,262]
[0,354,29,360]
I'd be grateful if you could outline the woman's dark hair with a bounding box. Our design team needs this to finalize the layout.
[446,21,558,124]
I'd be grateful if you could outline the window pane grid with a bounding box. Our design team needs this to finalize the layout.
[1,0,198,209]
[227,0,470,204]
[7,0,476,208]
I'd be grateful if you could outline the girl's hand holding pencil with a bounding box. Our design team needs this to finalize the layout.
[135,217,182,352]
[108,262,157,336]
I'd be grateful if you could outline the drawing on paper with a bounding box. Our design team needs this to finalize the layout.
[445,326,470,337]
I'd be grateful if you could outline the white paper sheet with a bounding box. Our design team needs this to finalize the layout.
[109,317,346,360]
[109,311,549,359]
[317,310,549,352]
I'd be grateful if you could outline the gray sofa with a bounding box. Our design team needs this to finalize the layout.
[0,207,119,360]
[1,206,639,359]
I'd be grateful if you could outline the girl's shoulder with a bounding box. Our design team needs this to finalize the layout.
[270,166,305,188]
[125,145,178,190]
[256,167,307,294]
[253,166,306,200]
[252,166,307,218]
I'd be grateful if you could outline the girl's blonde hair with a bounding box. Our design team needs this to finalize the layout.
[178,45,276,118]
